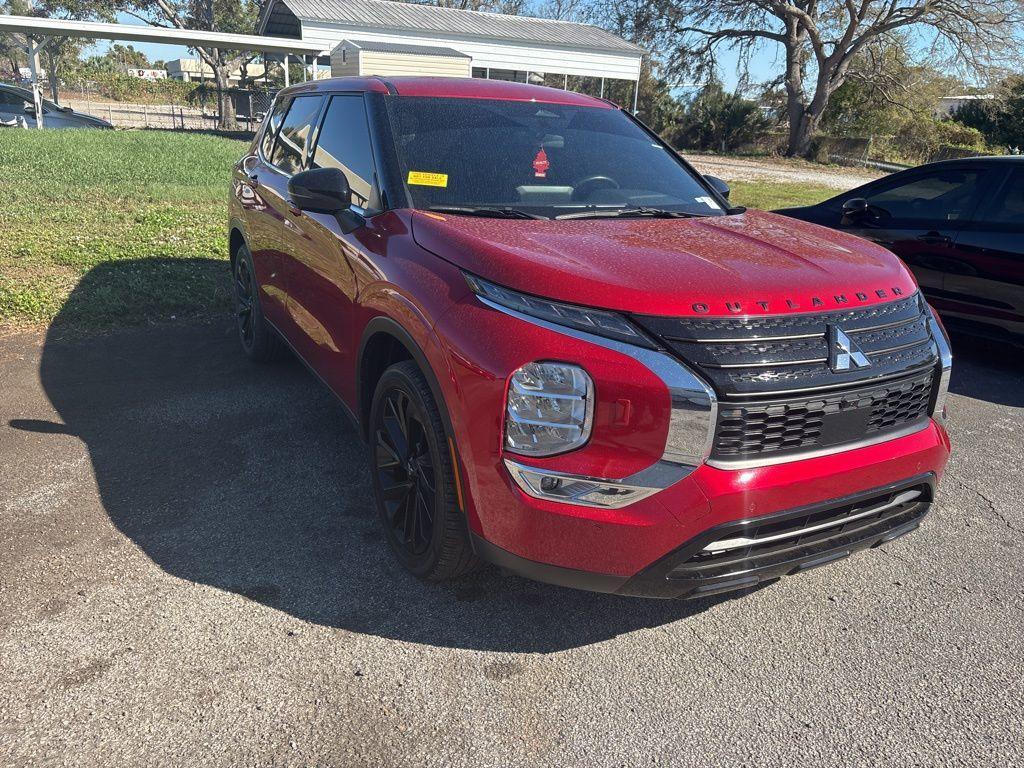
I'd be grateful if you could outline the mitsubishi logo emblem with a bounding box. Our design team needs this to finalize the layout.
[828,326,871,372]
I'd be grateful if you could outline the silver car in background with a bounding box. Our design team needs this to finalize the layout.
[0,83,113,129]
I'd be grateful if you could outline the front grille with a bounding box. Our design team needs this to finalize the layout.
[668,480,933,583]
[632,293,941,462]
[634,294,936,397]
[713,368,934,460]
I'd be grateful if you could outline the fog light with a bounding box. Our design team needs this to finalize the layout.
[505,362,593,456]
[505,459,660,509]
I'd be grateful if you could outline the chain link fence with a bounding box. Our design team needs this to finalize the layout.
[58,80,278,133]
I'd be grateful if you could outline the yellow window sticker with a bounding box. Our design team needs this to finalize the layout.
[408,171,449,187]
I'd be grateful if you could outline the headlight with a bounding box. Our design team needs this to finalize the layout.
[465,272,655,348]
[505,362,593,456]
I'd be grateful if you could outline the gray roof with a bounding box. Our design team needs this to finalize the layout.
[339,38,470,58]
[260,0,643,55]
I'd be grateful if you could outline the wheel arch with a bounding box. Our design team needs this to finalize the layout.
[228,221,247,267]
[357,317,457,445]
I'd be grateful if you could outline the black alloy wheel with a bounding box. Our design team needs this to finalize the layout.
[375,386,437,557]
[234,252,256,352]
[232,243,283,362]
[369,361,480,580]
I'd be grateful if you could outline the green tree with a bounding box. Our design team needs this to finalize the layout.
[954,76,1024,150]
[104,43,151,69]
[671,80,770,152]
[1,0,98,102]
[821,39,966,137]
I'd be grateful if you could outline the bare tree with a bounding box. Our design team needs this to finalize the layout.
[120,0,259,130]
[664,0,1023,156]
[407,0,522,11]
[537,0,589,22]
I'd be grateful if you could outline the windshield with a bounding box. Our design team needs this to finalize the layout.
[384,96,726,219]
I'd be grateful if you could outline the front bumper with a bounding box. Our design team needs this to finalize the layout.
[618,474,933,598]
[468,420,949,598]
[474,472,935,599]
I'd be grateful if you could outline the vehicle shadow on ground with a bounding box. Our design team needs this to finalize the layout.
[947,332,1024,408]
[20,260,744,653]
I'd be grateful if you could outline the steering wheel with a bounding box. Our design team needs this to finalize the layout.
[572,175,620,201]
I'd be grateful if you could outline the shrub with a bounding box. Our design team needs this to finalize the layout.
[669,82,772,153]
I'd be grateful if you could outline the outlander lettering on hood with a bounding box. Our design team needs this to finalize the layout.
[690,286,907,314]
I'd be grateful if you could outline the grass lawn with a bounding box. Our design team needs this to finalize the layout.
[0,130,837,332]
[0,130,248,332]
[728,181,837,210]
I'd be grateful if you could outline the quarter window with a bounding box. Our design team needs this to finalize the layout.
[980,169,1024,225]
[260,97,289,159]
[270,95,324,174]
[311,95,377,210]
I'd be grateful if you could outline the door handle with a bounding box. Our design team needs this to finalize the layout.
[917,232,951,245]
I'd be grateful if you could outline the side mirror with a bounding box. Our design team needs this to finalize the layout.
[288,167,352,214]
[704,174,730,200]
[841,197,870,224]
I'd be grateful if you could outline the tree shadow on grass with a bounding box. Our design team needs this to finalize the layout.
[23,259,740,653]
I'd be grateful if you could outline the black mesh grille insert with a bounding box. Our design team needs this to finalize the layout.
[712,369,934,460]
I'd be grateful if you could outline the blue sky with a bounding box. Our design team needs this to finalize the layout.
[88,14,195,66]
[91,12,781,92]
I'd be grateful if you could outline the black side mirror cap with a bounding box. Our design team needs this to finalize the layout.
[841,197,870,222]
[288,167,352,214]
[703,174,730,200]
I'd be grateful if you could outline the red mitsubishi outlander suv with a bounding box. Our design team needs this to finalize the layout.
[229,77,952,598]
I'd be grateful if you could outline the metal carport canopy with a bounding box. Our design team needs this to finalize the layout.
[0,15,323,55]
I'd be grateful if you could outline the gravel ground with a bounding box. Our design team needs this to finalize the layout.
[686,154,885,189]
[1,321,1022,767]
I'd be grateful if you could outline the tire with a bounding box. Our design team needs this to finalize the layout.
[369,360,480,580]
[233,242,284,362]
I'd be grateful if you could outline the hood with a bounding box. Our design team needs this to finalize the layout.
[411,209,918,317]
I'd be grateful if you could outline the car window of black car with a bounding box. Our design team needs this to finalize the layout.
[861,169,986,223]
[0,90,26,108]
[260,98,289,160]
[310,95,377,212]
[976,168,1024,225]
[270,95,324,175]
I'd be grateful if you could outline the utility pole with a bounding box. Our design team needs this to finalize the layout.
[27,35,46,128]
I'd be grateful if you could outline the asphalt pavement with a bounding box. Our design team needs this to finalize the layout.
[1,319,1022,767]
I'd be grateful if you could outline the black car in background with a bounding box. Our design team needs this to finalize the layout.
[777,157,1024,342]
[0,83,113,129]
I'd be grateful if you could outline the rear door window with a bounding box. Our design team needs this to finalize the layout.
[310,95,377,210]
[862,169,986,223]
[270,95,324,174]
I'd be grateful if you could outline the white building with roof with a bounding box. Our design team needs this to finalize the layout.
[257,0,644,105]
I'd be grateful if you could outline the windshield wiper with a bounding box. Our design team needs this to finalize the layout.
[426,205,548,220]
[555,206,708,220]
